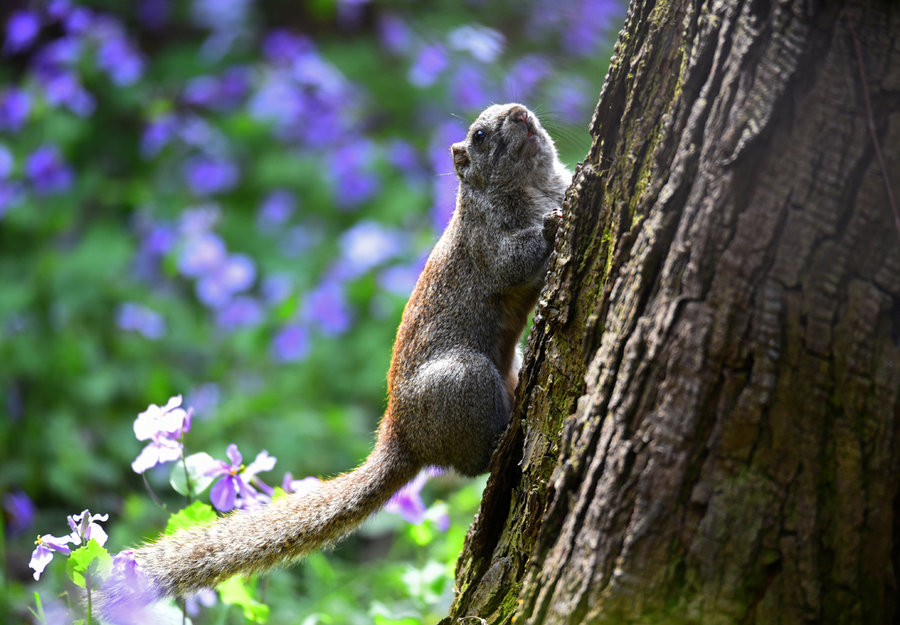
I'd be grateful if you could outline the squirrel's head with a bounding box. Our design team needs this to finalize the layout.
[451,103,560,190]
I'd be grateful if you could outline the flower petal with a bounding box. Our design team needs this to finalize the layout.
[210,476,237,512]
[131,442,162,474]
[29,545,53,580]
[245,450,276,477]
[225,443,242,467]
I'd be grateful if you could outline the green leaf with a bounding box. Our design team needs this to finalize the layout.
[66,540,112,589]
[29,592,47,625]
[218,575,270,624]
[164,501,218,536]
[170,452,216,496]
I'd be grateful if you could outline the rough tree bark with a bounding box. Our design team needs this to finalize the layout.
[441,0,900,623]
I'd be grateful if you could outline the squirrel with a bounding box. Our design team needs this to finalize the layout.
[103,103,571,617]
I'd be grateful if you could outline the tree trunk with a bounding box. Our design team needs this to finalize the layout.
[442,0,900,623]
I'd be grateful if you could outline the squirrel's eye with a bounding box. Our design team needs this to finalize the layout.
[473,129,486,146]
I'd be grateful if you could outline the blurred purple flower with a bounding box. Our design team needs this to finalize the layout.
[3,490,36,536]
[271,323,309,363]
[257,189,296,228]
[451,64,493,111]
[330,140,380,209]
[387,139,422,176]
[385,468,443,525]
[183,75,219,107]
[141,114,178,158]
[564,0,617,56]
[185,383,220,419]
[196,253,256,307]
[183,155,239,195]
[116,302,167,339]
[248,73,306,134]
[191,0,251,34]
[281,473,320,494]
[0,182,24,217]
[206,444,276,512]
[178,232,226,277]
[219,66,250,105]
[31,35,82,72]
[66,509,109,547]
[262,273,292,305]
[131,395,192,474]
[409,44,448,87]
[0,88,31,132]
[97,37,144,85]
[448,25,504,62]
[38,71,96,117]
[552,76,591,123]
[337,221,404,278]
[185,588,217,616]
[141,223,176,256]
[25,145,73,195]
[377,14,412,55]
[215,295,263,330]
[62,7,93,34]
[378,256,427,296]
[304,280,352,335]
[138,0,170,30]
[504,54,551,102]
[262,29,313,65]
[4,10,41,55]
[29,533,73,580]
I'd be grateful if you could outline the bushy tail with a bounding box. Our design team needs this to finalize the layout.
[100,435,418,620]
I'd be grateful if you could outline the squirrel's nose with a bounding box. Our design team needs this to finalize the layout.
[510,107,529,126]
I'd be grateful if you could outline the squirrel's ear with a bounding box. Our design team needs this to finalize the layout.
[451,142,469,175]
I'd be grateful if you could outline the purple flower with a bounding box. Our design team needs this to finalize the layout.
[131,395,192,474]
[330,140,380,209]
[551,76,591,123]
[564,0,618,56]
[385,468,444,525]
[447,25,504,62]
[4,10,41,55]
[281,473,320,494]
[66,509,109,547]
[262,273,292,305]
[409,44,448,87]
[215,296,263,330]
[377,14,412,55]
[140,114,178,158]
[205,444,276,512]
[451,64,493,111]
[3,490,36,536]
[185,383,220,419]
[25,145,73,195]
[0,181,24,217]
[195,253,256,308]
[138,0,170,30]
[0,88,30,132]
[185,588,217,616]
[504,55,551,102]
[183,76,219,107]
[178,232,226,277]
[38,70,96,117]
[116,303,167,339]
[257,189,296,228]
[378,256,427,296]
[183,155,239,195]
[96,36,144,85]
[337,221,404,278]
[271,324,309,363]
[262,30,313,65]
[303,280,351,335]
[29,533,74,580]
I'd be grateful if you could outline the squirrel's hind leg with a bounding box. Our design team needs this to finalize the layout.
[405,349,511,476]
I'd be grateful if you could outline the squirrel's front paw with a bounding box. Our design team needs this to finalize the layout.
[542,208,563,244]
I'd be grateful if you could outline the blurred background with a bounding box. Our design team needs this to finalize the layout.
[0,0,623,622]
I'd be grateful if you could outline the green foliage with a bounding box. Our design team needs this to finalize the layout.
[164,501,217,536]
[66,540,112,589]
